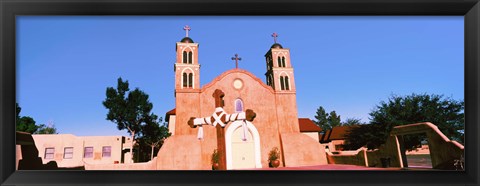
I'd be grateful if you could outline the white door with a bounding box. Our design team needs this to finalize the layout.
[231,126,255,169]
[226,120,262,170]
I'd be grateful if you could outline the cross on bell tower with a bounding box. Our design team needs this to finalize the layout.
[231,54,242,69]
[183,25,191,37]
[272,32,279,43]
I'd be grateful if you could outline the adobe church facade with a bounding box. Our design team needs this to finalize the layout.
[157,27,327,170]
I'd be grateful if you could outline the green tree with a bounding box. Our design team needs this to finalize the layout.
[102,77,159,162]
[327,111,341,128]
[342,117,365,126]
[344,93,464,151]
[313,106,329,131]
[36,124,58,134]
[139,117,171,161]
[16,103,40,133]
[313,107,342,132]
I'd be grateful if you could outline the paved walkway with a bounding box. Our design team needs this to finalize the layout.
[240,164,433,171]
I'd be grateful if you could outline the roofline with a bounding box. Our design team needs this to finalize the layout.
[200,68,275,94]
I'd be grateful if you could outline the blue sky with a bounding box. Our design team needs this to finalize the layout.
[16,16,464,136]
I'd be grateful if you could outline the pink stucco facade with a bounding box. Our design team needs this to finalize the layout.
[156,36,327,170]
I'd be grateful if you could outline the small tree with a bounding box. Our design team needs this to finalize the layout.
[140,117,171,160]
[36,124,58,134]
[327,111,341,128]
[16,103,54,134]
[313,106,341,132]
[314,106,329,131]
[103,77,158,162]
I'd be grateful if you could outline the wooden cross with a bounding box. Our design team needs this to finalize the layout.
[183,25,191,37]
[231,54,242,69]
[272,32,279,43]
[188,89,256,170]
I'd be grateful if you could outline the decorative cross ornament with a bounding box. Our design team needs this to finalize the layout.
[183,25,191,37]
[272,32,279,43]
[188,89,256,170]
[231,54,242,69]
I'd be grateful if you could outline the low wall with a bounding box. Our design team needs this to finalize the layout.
[326,148,368,166]
[84,157,157,170]
[156,135,204,170]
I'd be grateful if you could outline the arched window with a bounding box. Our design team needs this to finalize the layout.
[188,73,193,88]
[188,51,193,64]
[235,99,244,113]
[182,73,188,87]
[285,76,290,90]
[280,76,285,90]
[183,51,187,64]
[282,57,286,67]
[278,56,282,67]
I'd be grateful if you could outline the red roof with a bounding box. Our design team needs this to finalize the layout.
[319,125,358,143]
[165,108,176,122]
[298,118,322,132]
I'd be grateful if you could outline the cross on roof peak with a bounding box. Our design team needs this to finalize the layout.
[231,54,242,69]
[183,25,191,37]
[271,32,279,43]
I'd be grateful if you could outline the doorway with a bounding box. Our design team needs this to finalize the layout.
[225,120,262,170]
[403,133,433,169]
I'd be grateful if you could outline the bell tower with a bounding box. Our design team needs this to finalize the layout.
[175,25,200,92]
[264,32,296,92]
[264,32,300,133]
[174,25,201,135]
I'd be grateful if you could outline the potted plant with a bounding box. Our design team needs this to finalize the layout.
[211,149,220,170]
[268,147,281,168]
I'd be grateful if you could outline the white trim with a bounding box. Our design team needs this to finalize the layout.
[181,46,196,64]
[278,72,291,90]
[180,67,195,89]
[276,52,286,67]
[278,71,289,77]
[226,120,262,170]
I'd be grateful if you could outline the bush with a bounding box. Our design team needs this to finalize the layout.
[211,149,219,164]
[268,147,280,161]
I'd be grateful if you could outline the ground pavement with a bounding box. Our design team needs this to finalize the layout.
[241,164,434,171]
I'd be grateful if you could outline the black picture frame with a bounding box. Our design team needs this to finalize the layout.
[1,0,479,185]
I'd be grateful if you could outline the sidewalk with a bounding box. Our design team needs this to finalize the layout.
[240,164,423,171]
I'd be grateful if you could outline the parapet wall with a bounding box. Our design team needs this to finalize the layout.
[84,158,157,170]
[326,148,368,166]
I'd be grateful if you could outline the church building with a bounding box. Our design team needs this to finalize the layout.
[157,26,327,170]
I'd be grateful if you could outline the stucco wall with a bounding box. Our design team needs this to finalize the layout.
[86,158,157,170]
[168,115,176,135]
[175,92,201,136]
[302,132,319,142]
[156,135,203,170]
[31,134,130,167]
[326,148,368,166]
[280,133,328,167]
